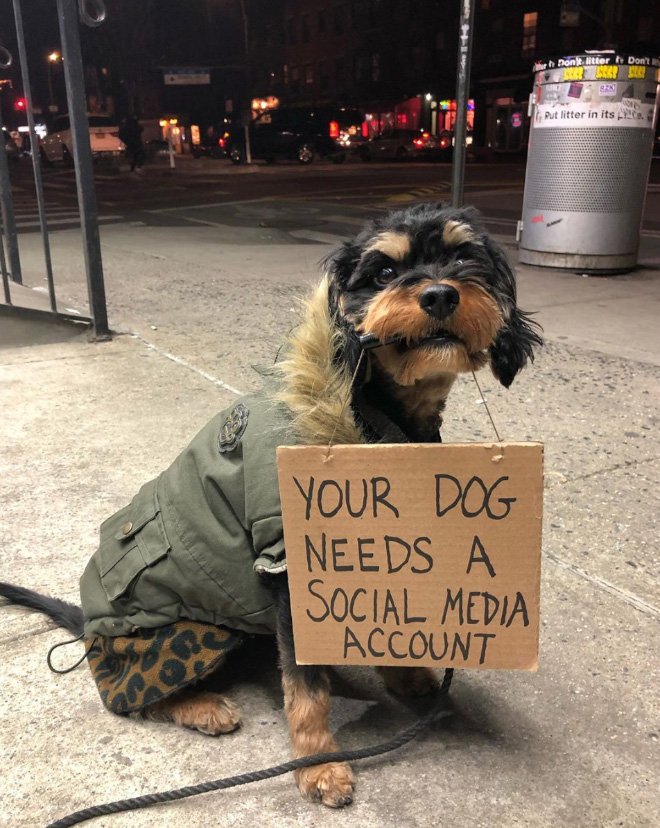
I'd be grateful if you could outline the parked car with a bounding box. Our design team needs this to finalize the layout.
[2,129,22,162]
[225,107,367,164]
[360,129,451,162]
[40,114,124,165]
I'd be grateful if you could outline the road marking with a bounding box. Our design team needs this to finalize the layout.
[16,215,122,228]
[127,334,244,396]
[545,551,660,619]
[145,196,271,214]
[289,229,348,244]
[327,214,373,226]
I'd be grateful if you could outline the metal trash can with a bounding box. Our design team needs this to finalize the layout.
[519,53,659,273]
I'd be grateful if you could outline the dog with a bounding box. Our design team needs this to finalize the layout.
[0,203,541,808]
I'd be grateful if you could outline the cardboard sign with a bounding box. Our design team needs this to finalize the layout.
[277,443,543,671]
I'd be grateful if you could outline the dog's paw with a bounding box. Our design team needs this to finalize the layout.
[145,690,242,735]
[296,762,355,808]
[187,693,242,735]
[378,666,439,697]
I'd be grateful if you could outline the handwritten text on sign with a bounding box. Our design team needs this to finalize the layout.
[277,443,543,670]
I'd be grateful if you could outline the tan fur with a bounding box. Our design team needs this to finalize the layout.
[377,666,439,696]
[271,276,364,446]
[359,280,501,352]
[364,230,410,261]
[283,672,355,806]
[359,282,436,345]
[389,374,456,430]
[143,690,241,735]
[442,220,476,247]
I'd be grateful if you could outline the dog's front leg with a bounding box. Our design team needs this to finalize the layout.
[270,575,355,807]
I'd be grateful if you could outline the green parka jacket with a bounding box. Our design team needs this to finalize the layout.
[80,279,409,640]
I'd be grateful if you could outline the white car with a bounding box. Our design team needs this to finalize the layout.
[40,114,124,165]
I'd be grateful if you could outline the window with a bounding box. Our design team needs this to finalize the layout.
[302,15,310,43]
[334,4,345,35]
[318,9,327,32]
[283,64,289,85]
[291,65,300,92]
[304,64,314,85]
[335,57,345,88]
[521,11,538,57]
[372,53,380,82]
[320,60,329,91]
[288,18,297,45]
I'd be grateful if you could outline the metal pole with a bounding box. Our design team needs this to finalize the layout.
[55,0,109,337]
[12,0,56,308]
[167,124,176,169]
[0,220,11,304]
[451,0,476,208]
[239,0,252,164]
[0,94,23,286]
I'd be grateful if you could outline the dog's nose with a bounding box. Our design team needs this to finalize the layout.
[419,284,460,321]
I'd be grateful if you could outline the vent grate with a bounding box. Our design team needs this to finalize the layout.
[524,127,652,213]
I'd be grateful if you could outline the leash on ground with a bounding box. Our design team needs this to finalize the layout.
[45,669,454,828]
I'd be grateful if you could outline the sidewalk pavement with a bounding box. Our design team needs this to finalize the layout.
[1,227,659,827]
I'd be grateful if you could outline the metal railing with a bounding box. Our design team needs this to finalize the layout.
[0,0,110,338]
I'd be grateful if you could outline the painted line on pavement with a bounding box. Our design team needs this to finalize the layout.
[545,551,660,619]
[289,229,348,244]
[128,333,244,396]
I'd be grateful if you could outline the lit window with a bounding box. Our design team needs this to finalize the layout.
[522,11,538,57]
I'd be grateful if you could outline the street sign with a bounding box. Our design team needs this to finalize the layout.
[163,68,210,86]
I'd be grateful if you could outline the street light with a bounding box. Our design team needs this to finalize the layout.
[47,51,61,110]
[237,0,252,164]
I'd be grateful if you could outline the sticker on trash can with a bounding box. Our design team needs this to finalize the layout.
[599,83,617,96]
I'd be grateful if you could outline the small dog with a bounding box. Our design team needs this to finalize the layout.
[0,203,541,808]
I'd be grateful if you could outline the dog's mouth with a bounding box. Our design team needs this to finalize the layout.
[399,332,463,352]
[359,331,464,352]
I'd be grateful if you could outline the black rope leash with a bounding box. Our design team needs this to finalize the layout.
[46,668,453,828]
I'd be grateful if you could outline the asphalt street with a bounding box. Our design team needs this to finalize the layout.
[1,157,659,828]
[7,157,660,266]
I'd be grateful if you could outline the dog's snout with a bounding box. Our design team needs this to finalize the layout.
[419,284,460,321]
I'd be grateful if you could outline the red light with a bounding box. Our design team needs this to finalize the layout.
[413,138,424,147]
[218,137,226,147]
[329,120,339,139]
[14,98,27,111]
[440,138,448,147]
[422,132,430,139]
[361,121,369,138]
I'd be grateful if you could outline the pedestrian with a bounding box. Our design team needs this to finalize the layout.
[120,115,146,173]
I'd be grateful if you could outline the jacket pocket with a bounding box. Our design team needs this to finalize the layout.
[99,477,171,601]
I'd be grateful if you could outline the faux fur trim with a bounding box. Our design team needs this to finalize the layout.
[271,276,365,446]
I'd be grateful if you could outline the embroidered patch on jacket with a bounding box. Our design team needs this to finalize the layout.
[218,403,249,452]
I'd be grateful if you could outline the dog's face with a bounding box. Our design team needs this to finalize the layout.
[327,203,541,388]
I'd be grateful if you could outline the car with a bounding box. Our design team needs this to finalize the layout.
[2,129,22,162]
[40,114,124,165]
[225,107,367,165]
[360,129,451,162]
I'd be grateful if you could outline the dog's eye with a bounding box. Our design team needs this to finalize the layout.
[376,266,397,285]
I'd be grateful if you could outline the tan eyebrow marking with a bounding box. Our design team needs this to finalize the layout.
[364,231,411,261]
[442,221,476,247]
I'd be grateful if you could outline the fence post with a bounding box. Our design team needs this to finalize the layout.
[55,0,110,338]
[0,96,23,285]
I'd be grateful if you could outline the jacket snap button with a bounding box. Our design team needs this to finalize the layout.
[121,522,133,535]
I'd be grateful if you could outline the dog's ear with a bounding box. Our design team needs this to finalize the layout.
[490,308,543,388]
[322,241,362,290]
[482,236,543,388]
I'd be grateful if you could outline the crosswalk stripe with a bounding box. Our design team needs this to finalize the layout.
[16,215,122,228]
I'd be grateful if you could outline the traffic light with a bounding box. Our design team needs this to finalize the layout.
[13,98,27,112]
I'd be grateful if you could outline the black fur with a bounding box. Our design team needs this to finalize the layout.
[324,202,542,391]
[0,581,84,636]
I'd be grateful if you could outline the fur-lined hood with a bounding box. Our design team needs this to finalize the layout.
[270,276,366,446]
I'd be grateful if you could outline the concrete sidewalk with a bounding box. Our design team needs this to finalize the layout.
[1,229,659,827]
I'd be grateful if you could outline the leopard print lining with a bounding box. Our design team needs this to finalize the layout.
[86,621,244,714]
